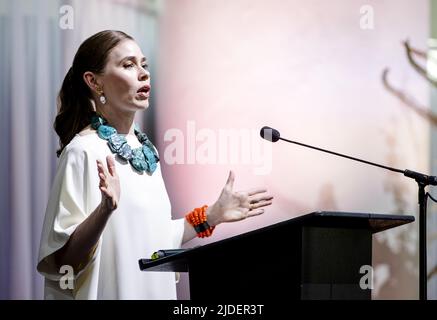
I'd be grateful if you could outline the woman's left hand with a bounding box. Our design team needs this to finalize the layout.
[207,171,274,226]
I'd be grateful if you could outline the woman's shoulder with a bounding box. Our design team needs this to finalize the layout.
[61,126,104,159]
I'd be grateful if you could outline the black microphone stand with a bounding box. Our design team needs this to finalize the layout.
[275,135,431,300]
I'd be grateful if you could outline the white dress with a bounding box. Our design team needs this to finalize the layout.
[37,129,185,299]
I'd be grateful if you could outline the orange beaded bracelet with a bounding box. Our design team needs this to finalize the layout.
[185,205,215,238]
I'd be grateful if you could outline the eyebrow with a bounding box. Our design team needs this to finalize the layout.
[120,56,147,64]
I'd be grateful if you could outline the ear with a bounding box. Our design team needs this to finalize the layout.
[83,71,103,93]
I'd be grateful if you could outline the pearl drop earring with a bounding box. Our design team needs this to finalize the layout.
[97,86,106,105]
[99,94,106,104]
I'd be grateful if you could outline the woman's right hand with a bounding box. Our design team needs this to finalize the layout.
[97,155,120,211]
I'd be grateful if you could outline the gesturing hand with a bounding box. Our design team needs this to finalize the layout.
[96,155,120,211]
[207,171,274,226]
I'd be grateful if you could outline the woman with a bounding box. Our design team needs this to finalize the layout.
[37,30,273,300]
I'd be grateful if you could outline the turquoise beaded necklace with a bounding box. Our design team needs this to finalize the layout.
[90,113,159,174]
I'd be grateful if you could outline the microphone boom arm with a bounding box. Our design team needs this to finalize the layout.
[279,137,404,174]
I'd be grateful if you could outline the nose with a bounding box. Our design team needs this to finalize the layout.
[139,69,149,81]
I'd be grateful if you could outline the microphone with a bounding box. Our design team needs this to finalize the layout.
[260,126,280,142]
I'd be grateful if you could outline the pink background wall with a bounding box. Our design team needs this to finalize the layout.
[154,0,430,299]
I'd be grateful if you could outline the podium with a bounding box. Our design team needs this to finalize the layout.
[139,211,414,300]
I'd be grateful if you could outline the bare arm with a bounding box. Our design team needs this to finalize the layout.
[53,156,120,272]
[54,201,114,271]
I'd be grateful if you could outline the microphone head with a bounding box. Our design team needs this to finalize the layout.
[260,126,280,142]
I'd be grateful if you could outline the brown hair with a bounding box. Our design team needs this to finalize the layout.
[54,30,133,157]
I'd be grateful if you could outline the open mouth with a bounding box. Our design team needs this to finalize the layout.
[137,85,151,99]
[137,85,150,94]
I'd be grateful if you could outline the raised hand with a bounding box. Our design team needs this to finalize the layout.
[207,171,273,226]
[96,155,120,211]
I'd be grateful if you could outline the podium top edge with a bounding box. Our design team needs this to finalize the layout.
[139,211,414,271]
[311,211,414,221]
[275,211,414,233]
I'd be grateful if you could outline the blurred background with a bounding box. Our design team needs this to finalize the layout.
[0,0,436,300]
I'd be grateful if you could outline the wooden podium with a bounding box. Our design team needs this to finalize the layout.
[139,211,414,300]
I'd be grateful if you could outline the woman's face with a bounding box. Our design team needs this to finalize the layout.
[99,39,150,112]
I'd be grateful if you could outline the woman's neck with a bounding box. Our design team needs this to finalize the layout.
[97,108,136,135]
